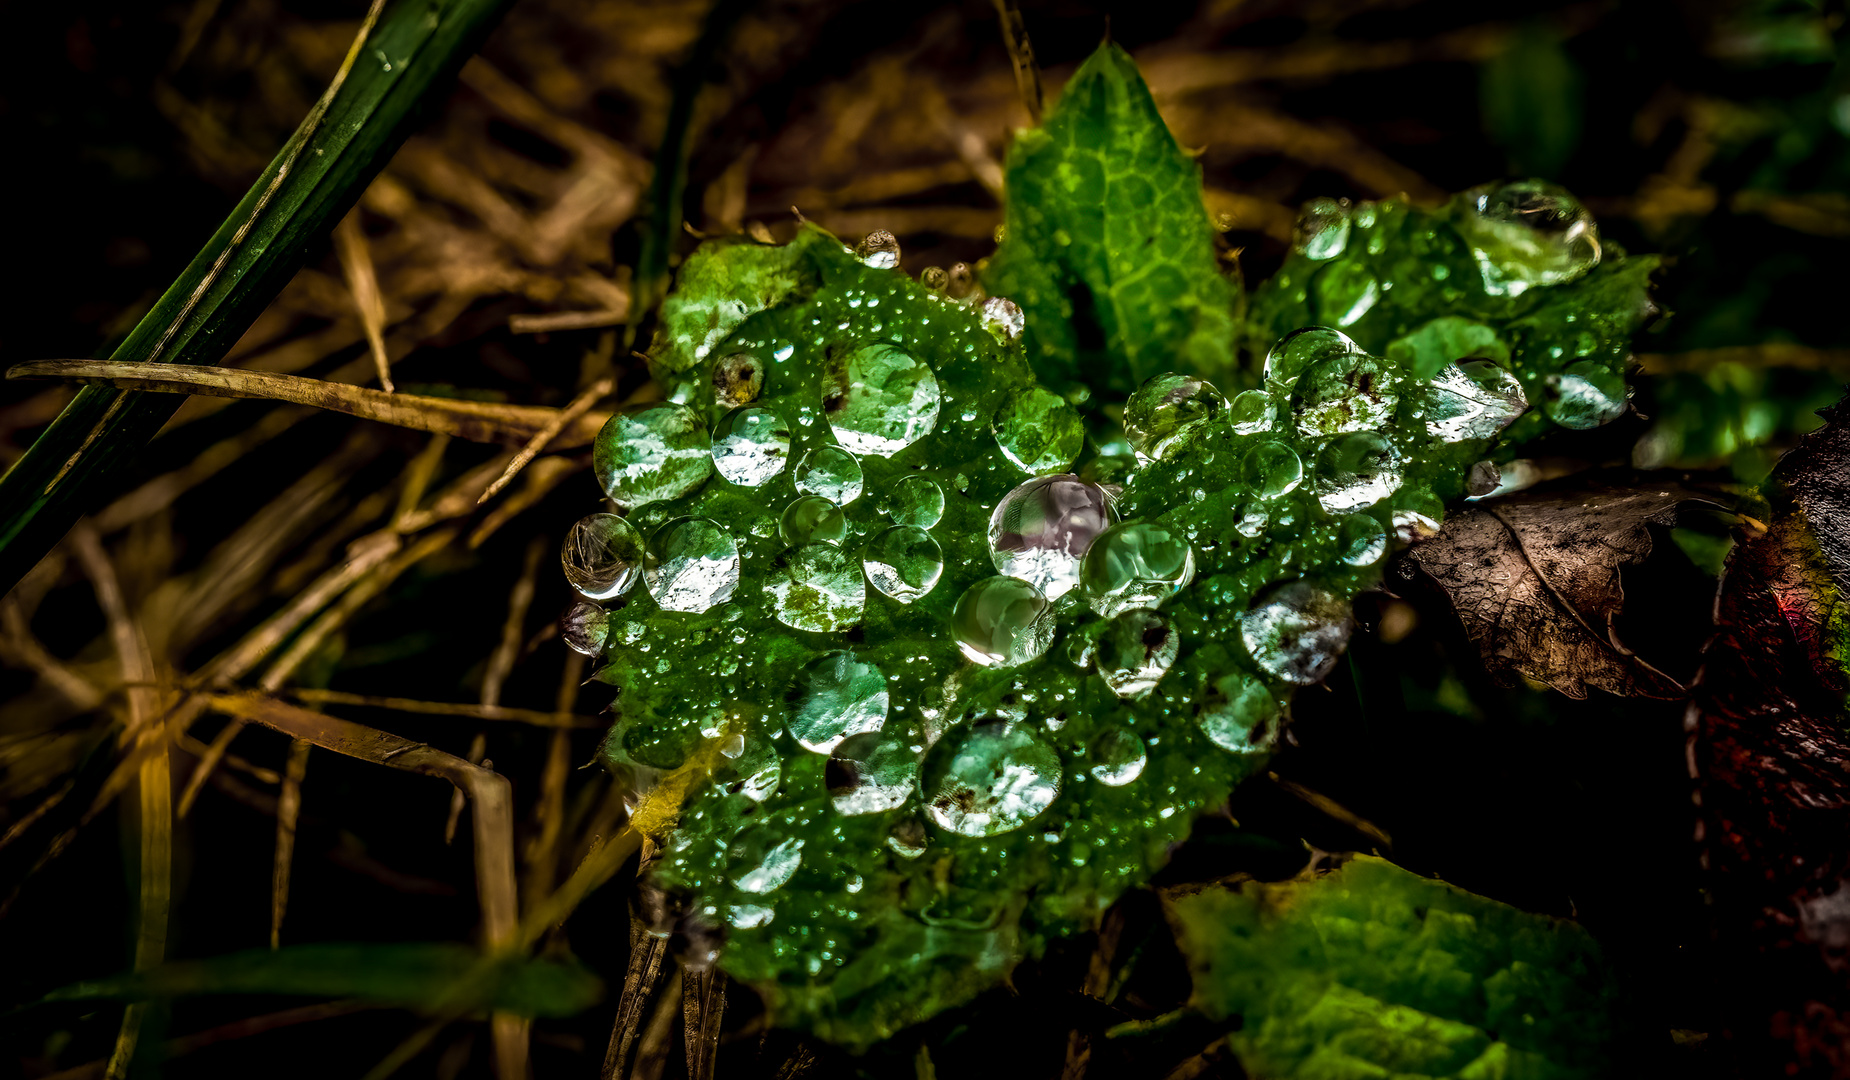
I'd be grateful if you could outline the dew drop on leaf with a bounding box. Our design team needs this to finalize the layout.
[710,406,791,486]
[1240,440,1304,499]
[951,576,1055,668]
[561,512,643,600]
[826,732,920,815]
[560,599,608,656]
[854,229,901,269]
[987,475,1116,599]
[885,474,944,528]
[1227,389,1277,436]
[821,343,940,457]
[1455,179,1601,296]
[1087,723,1147,786]
[1197,671,1281,754]
[593,403,714,509]
[642,517,739,613]
[1097,608,1180,698]
[981,296,1025,340]
[922,720,1062,837]
[1391,490,1446,543]
[1543,360,1627,429]
[1291,352,1401,439]
[779,495,846,546]
[991,387,1085,475]
[1312,260,1381,327]
[1313,432,1402,514]
[861,525,944,603]
[768,542,865,632]
[711,351,765,406]
[786,651,888,753]
[1124,373,1226,464]
[1335,514,1388,567]
[795,445,864,505]
[1080,521,1195,617]
[1240,580,1355,685]
[1293,196,1352,260]
[1422,360,1529,443]
[1263,326,1360,385]
[728,827,805,895]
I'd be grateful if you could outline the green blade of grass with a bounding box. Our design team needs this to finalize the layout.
[0,0,515,594]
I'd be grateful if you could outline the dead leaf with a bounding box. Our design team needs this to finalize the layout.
[1398,477,1730,699]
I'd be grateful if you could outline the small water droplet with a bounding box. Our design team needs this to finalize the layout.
[787,651,888,753]
[987,475,1116,599]
[921,266,949,291]
[1312,432,1402,514]
[1227,389,1277,436]
[1124,373,1226,464]
[1097,609,1179,698]
[886,474,945,528]
[1240,580,1354,684]
[1422,360,1529,443]
[981,296,1025,339]
[1312,261,1380,327]
[952,576,1055,668]
[1291,351,1400,439]
[1240,441,1303,499]
[778,495,846,546]
[561,599,608,656]
[862,525,944,602]
[711,352,765,406]
[1335,514,1388,566]
[1197,671,1281,754]
[1087,723,1147,786]
[922,720,1061,837]
[795,446,864,505]
[727,827,804,894]
[1293,196,1352,260]
[855,230,901,269]
[1263,326,1360,386]
[561,513,644,599]
[1543,361,1626,429]
[642,517,740,613]
[1455,179,1601,296]
[710,406,791,486]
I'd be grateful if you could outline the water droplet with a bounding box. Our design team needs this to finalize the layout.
[952,576,1055,667]
[1124,373,1226,464]
[981,296,1025,339]
[1293,196,1352,260]
[821,344,940,457]
[1097,609,1179,698]
[710,407,791,486]
[714,720,782,802]
[561,513,644,599]
[1466,460,1501,497]
[855,230,901,269]
[728,827,804,894]
[779,495,846,546]
[1240,580,1354,684]
[795,446,864,505]
[987,475,1116,599]
[887,815,930,858]
[1240,441,1303,498]
[1391,491,1445,543]
[862,526,944,602]
[728,903,774,929]
[1197,671,1281,753]
[769,543,865,632]
[1312,432,1402,514]
[1291,351,1400,439]
[1227,390,1277,436]
[787,651,887,753]
[1335,514,1388,566]
[1080,521,1195,617]
[922,720,1061,837]
[1263,326,1361,386]
[992,387,1085,475]
[711,352,764,406]
[886,474,944,528]
[643,517,740,613]
[1312,261,1380,326]
[827,732,920,815]
[561,600,607,656]
[1543,361,1626,429]
[1422,360,1529,443]
[1088,723,1147,785]
[921,266,949,291]
[1455,179,1601,296]
[593,403,713,509]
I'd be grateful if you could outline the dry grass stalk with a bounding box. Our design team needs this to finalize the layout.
[478,375,615,504]
[682,968,728,1080]
[283,687,602,728]
[333,210,397,393]
[270,738,313,948]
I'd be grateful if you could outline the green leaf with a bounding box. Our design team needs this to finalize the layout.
[983,42,1240,399]
[0,0,514,595]
[18,943,602,1019]
[1480,25,1584,180]
[1164,856,1624,1079]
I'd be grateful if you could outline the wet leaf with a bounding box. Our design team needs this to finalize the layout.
[1399,479,1727,699]
[983,42,1240,397]
[1164,855,1624,1079]
[1689,395,1850,1077]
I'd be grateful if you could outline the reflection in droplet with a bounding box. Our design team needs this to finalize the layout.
[855,230,901,269]
[711,352,764,407]
[920,266,949,291]
[1391,491,1445,543]
[779,496,846,546]
[561,600,607,656]
[862,526,944,603]
[987,475,1115,599]
[887,815,930,859]
[1124,373,1226,464]
[1422,361,1528,443]
[952,576,1054,668]
[822,344,940,457]
[887,474,945,528]
[593,403,713,509]
[769,543,865,633]
[1543,361,1626,429]
[1228,390,1277,436]
[1198,671,1281,754]
[1097,609,1180,698]
[710,407,791,486]
[1294,196,1352,260]
[727,827,804,894]
[728,903,774,929]
[787,651,888,753]
[827,732,920,815]
[1240,580,1354,684]
[643,517,739,613]
[561,513,644,600]
[1335,514,1388,567]
[1263,326,1360,385]
[1240,441,1303,499]
[1313,432,1402,514]
[1088,724,1147,786]
[713,720,782,803]
[922,720,1061,837]
[981,296,1025,340]
[1291,352,1399,439]
[1456,179,1601,297]
[796,446,864,505]
[1080,521,1195,617]
[992,388,1085,475]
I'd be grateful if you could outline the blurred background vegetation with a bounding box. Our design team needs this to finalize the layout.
[0,0,1845,1077]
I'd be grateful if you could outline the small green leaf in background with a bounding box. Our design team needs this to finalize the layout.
[984,42,1240,400]
[1481,24,1583,181]
[21,943,602,1019]
[1165,856,1623,1079]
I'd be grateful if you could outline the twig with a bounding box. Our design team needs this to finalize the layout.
[332,210,396,393]
[270,738,313,948]
[991,0,1043,123]
[478,376,613,504]
[282,687,602,728]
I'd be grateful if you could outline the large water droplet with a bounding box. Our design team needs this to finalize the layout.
[1097,609,1179,698]
[855,230,901,269]
[1294,196,1352,260]
[1264,326,1360,386]
[1313,432,1402,514]
[643,517,739,613]
[922,720,1061,837]
[1335,513,1388,566]
[1124,373,1226,464]
[795,446,864,504]
[710,407,791,486]
[561,513,643,599]
[1080,521,1195,617]
[987,475,1115,599]
[1088,723,1147,786]
[862,526,944,603]
[992,388,1084,475]
[822,344,940,457]
[827,732,920,815]
[711,352,764,407]
[787,651,888,753]
[561,599,607,656]
[1543,360,1626,429]
[1291,351,1400,439]
[952,576,1054,668]
[1240,580,1354,684]
[1228,390,1277,436]
[981,296,1025,340]
[594,403,714,509]
[1456,179,1601,296]
[886,474,944,528]
[727,827,804,894]
[1197,671,1281,754]
[1422,360,1529,443]
[1240,441,1303,498]
[769,543,865,632]
[779,496,846,546]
